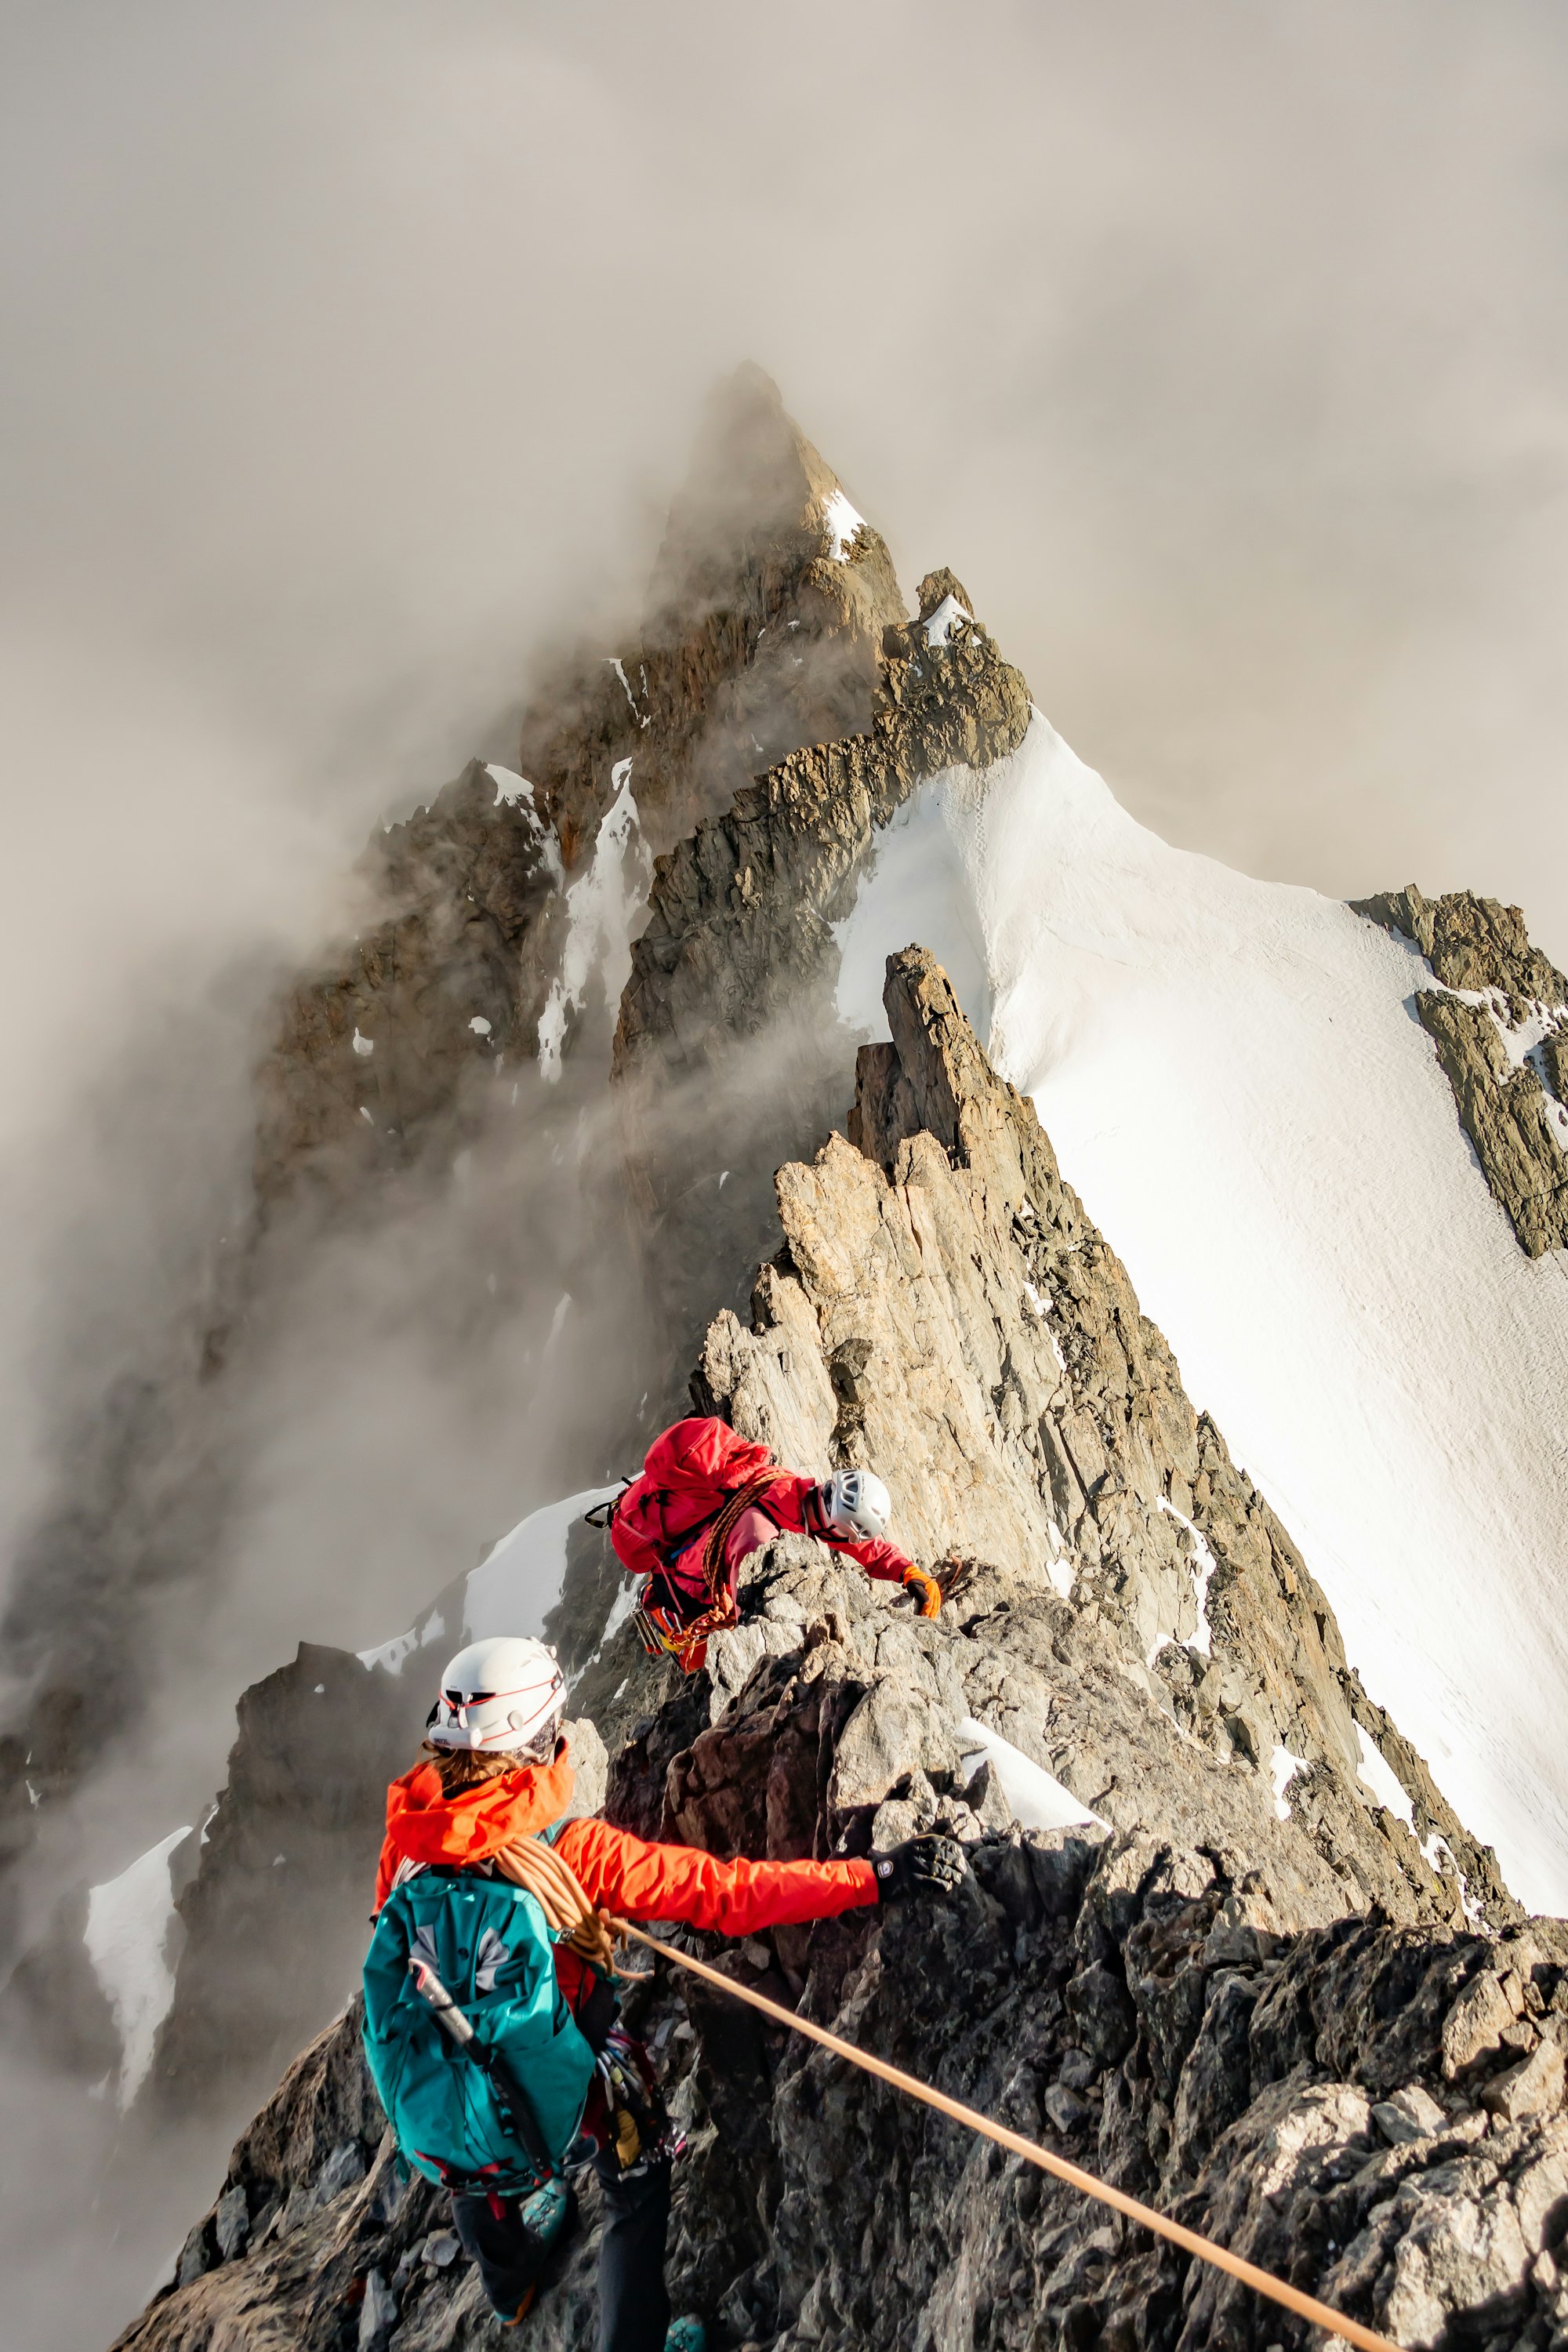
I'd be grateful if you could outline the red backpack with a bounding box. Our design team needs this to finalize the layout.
[597,1417,779,1581]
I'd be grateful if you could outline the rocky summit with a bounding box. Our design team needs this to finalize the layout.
[116,960,1567,2352]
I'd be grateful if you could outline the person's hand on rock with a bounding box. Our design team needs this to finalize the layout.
[902,1565,942,1619]
[869,1836,968,1901]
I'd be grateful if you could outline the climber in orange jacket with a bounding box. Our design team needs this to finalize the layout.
[370,1635,964,2351]
[599,1416,942,1671]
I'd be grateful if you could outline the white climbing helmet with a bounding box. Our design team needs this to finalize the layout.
[818,1468,893,1542]
[428,1636,565,1756]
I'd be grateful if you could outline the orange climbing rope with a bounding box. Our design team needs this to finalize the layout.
[609,1916,1403,2352]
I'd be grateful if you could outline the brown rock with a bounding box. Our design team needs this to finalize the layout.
[1443,1967,1524,2078]
[1483,2036,1566,2124]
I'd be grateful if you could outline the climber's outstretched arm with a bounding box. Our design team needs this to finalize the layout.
[557,1817,877,1935]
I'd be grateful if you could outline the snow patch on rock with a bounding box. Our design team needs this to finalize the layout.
[922,593,972,649]
[1271,1744,1307,1820]
[820,487,865,561]
[486,764,543,819]
[537,760,650,1082]
[1357,1724,1417,1829]
[1159,1496,1216,1658]
[85,1828,190,2108]
[957,1715,1109,1832]
[463,1487,619,1645]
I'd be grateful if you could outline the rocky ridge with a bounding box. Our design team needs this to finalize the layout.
[1355,885,1568,1257]
[615,568,1030,1087]
[113,955,1554,2352]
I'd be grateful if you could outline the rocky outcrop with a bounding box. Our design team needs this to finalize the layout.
[1356,886,1568,1010]
[615,574,1030,1089]
[116,953,1547,2352]
[691,948,1509,1930]
[153,1642,426,2122]
[1355,885,1568,1255]
[1411,994,1568,1258]
[115,1544,1566,2352]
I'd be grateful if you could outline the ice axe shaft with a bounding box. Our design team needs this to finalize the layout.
[409,1956,477,2045]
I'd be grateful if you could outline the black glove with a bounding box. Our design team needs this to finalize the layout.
[869,1835,968,1902]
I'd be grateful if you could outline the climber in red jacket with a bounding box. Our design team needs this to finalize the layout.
[600,1416,942,1671]
[373,1635,964,2351]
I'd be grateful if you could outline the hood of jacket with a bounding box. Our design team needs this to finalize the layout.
[374,1745,576,1908]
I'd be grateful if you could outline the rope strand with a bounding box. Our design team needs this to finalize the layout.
[495,1839,625,1973]
[607,1915,1403,2352]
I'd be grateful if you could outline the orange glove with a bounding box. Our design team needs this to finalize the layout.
[902,1565,942,1620]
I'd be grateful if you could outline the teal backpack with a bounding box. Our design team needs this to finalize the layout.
[362,1858,597,2192]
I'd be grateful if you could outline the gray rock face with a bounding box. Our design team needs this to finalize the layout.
[1355,884,1568,1255]
[115,954,1555,2352]
[691,947,1511,1930]
[154,1642,424,2122]
[614,570,1031,1091]
[112,1542,1568,2352]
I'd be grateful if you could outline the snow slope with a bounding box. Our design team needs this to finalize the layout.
[839,713,1568,1913]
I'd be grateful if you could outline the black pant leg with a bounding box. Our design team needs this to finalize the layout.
[593,2155,672,2352]
[449,2190,541,2320]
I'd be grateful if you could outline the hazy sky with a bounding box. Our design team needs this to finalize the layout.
[4,0,1567,1155]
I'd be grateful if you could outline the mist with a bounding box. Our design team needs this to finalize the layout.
[4,2,1568,2341]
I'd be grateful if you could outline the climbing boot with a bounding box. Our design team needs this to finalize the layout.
[517,2177,571,2254]
[664,2322,707,2352]
[495,2180,574,2325]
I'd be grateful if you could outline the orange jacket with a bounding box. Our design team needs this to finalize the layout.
[374,1746,877,1937]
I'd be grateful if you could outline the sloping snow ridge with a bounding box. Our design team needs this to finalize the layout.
[85,1827,191,2108]
[358,1486,619,1669]
[838,711,1568,1912]
[462,1486,619,1645]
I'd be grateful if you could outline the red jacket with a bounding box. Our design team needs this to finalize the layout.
[374,1744,878,2024]
[617,1417,913,1596]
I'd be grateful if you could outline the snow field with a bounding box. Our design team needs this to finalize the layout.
[837,712,1568,1912]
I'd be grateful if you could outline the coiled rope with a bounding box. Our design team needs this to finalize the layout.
[495,1838,631,1976]
[608,1915,1402,2352]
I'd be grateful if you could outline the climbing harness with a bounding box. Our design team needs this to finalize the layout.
[607,1917,1403,2352]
